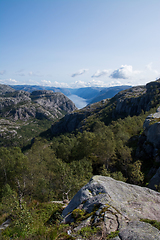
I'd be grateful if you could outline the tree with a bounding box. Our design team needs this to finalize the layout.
[129,160,144,185]
[0,147,29,207]
[93,128,115,170]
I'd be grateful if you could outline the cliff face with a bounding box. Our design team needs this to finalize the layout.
[113,79,160,117]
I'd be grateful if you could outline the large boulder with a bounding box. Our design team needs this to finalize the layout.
[62,176,160,239]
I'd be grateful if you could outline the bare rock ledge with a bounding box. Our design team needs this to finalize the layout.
[62,175,160,239]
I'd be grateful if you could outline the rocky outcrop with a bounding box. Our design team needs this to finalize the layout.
[112,79,160,118]
[134,106,160,191]
[143,106,160,148]
[0,90,77,121]
[30,91,76,114]
[62,176,160,239]
[0,84,15,94]
[0,88,77,144]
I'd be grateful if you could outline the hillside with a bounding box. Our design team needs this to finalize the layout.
[0,85,77,147]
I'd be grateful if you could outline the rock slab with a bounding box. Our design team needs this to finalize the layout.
[62,175,160,238]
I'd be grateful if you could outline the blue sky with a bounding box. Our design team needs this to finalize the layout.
[0,0,160,88]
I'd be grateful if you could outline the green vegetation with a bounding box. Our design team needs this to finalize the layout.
[0,118,53,148]
[1,81,160,238]
[140,219,160,230]
[106,231,119,239]
[0,104,160,238]
[77,226,101,238]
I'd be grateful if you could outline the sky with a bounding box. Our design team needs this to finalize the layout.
[0,0,160,88]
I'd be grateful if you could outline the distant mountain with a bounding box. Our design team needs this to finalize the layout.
[11,85,132,107]
[89,85,132,104]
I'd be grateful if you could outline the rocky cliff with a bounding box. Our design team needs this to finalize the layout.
[62,175,160,239]
[112,79,160,118]
[0,85,77,146]
[0,89,77,121]
[138,106,160,191]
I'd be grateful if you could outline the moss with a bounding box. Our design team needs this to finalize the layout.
[71,204,101,223]
[72,209,85,221]
[140,219,160,230]
[77,226,101,238]
[106,230,119,239]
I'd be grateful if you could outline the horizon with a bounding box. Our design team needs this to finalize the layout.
[0,0,160,88]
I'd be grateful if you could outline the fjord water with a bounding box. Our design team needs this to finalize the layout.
[67,94,88,109]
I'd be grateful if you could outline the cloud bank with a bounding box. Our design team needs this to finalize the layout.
[71,69,88,77]
[0,78,17,84]
[71,79,109,88]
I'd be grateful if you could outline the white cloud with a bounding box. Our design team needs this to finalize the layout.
[71,69,88,77]
[1,78,17,85]
[0,70,6,75]
[110,65,140,79]
[91,70,109,78]
[108,80,124,87]
[40,80,69,88]
[71,80,88,88]
[71,79,108,88]
[53,81,69,88]
[41,80,52,86]
[87,79,108,87]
